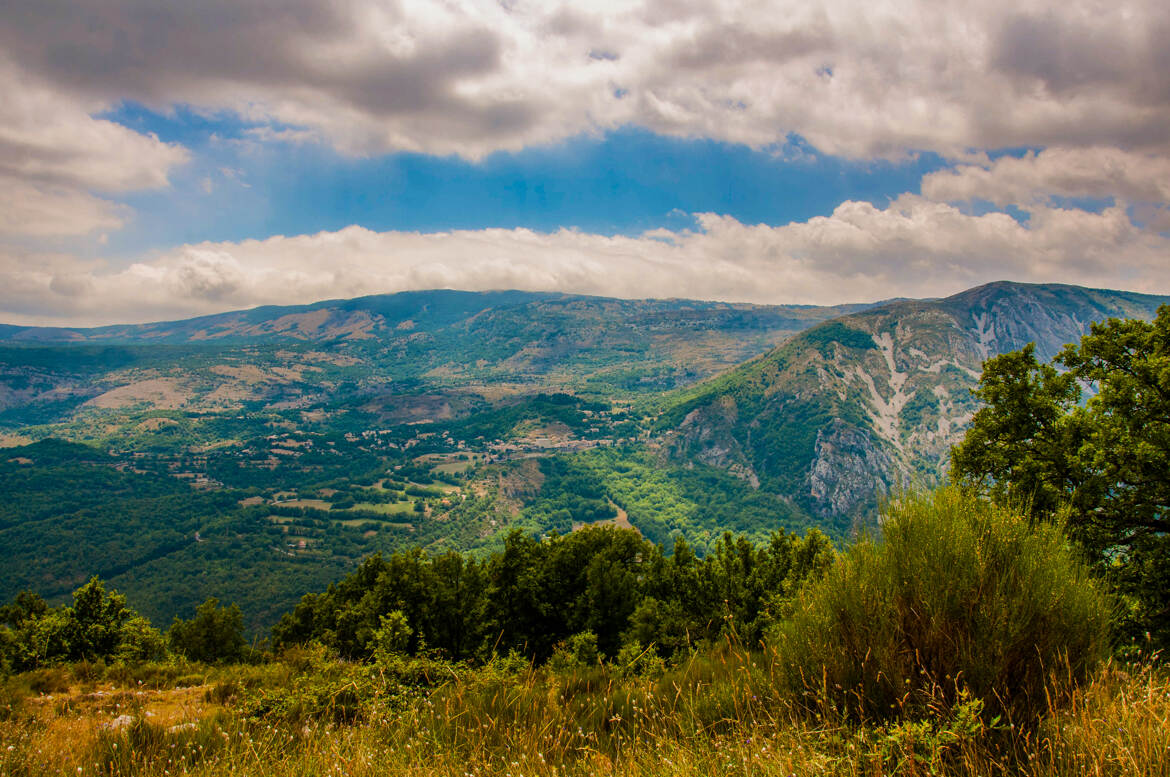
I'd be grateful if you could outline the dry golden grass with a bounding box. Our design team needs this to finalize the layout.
[2,655,1168,777]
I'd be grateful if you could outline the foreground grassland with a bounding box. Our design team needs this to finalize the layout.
[1,651,1167,777]
[3,489,1165,776]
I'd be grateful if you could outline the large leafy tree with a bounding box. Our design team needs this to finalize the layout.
[951,307,1170,645]
[0,578,164,669]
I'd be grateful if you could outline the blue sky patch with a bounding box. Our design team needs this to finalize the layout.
[99,106,953,258]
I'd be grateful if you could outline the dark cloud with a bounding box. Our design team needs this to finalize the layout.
[0,0,349,100]
[1,0,1169,319]
[2,0,1168,161]
[994,12,1134,95]
[667,21,833,71]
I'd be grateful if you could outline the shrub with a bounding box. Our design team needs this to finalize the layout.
[168,598,246,664]
[774,487,1110,723]
[547,631,600,672]
[615,639,666,679]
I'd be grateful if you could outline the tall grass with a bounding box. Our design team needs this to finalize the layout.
[1,654,1167,776]
[1,486,1150,775]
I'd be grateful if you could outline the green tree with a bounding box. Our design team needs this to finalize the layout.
[117,614,168,662]
[371,610,412,660]
[0,591,48,628]
[67,576,132,662]
[168,597,246,664]
[950,343,1089,515]
[0,580,165,669]
[952,308,1170,645]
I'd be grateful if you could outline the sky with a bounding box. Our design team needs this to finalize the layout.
[2,0,1170,326]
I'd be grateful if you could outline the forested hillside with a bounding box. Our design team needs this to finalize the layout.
[658,281,1170,530]
[1,281,1167,632]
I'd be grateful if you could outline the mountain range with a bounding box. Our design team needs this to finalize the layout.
[657,281,1170,530]
[1,280,1167,629]
[0,290,871,431]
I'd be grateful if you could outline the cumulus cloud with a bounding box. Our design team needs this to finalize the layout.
[0,57,186,236]
[1,0,1168,318]
[4,198,1168,326]
[0,0,1167,162]
[922,147,1170,208]
[0,176,128,237]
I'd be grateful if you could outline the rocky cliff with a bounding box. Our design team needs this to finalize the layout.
[659,281,1170,532]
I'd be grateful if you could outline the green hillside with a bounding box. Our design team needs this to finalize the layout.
[656,281,1170,529]
[2,281,1168,631]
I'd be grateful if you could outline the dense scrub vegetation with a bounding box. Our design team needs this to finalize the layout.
[2,304,1169,774]
[270,524,833,662]
[775,488,1110,724]
[0,488,1161,776]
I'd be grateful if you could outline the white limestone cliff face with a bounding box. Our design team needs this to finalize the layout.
[805,420,896,518]
[663,282,1170,527]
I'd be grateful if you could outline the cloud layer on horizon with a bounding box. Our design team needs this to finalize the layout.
[5,194,1167,327]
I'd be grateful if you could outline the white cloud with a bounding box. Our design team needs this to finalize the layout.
[0,61,187,193]
[1,0,1168,312]
[4,198,1168,326]
[0,176,128,237]
[922,147,1170,207]
[0,58,187,237]
[1,0,1167,162]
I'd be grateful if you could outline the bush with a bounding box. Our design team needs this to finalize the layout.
[774,487,1110,724]
[547,631,600,672]
[168,598,246,664]
[615,640,666,679]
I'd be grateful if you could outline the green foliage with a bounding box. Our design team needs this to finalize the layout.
[522,456,616,534]
[63,576,133,662]
[273,523,833,666]
[0,451,238,607]
[239,644,376,724]
[774,488,1110,723]
[952,308,1170,645]
[547,631,599,672]
[168,597,247,664]
[0,577,166,670]
[801,321,878,357]
[239,642,448,725]
[117,614,168,663]
[441,393,609,442]
[950,343,1086,516]
[524,448,818,550]
[372,610,413,658]
[614,640,666,678]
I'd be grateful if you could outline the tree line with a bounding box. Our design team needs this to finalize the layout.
[0,577,246,672]
[271,525,834,662]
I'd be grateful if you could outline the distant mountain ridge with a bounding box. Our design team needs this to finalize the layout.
[0,289,872,345]
[0,289,875,428]
[3,281,1167,529]
[657,281,1170,532]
